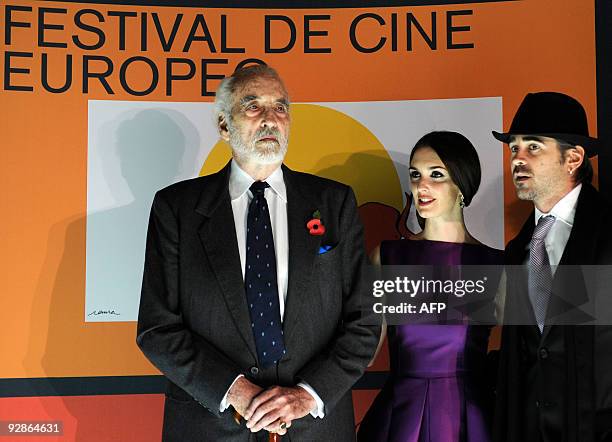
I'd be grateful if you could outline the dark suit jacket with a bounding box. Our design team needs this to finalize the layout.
[136,162,380,441]
[494,183,612,442]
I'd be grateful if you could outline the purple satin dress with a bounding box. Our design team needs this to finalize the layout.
[358,239,503,442]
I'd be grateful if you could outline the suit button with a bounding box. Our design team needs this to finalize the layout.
[250,366,259,375]
[535,400,540,408]
[539,348,549,359]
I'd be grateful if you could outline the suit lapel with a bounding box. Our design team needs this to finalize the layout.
[557,184,599,266]
[281,166,322,346]
[507,214,534,265]
[195,162,257,360]
[542,184,600,340]
[506,213,541,332]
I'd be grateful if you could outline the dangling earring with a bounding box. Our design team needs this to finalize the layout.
[459,194,465,209]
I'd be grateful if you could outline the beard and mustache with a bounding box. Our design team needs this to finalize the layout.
[513,164,532,177]
[228,122,288,165]
[512,164,537,200]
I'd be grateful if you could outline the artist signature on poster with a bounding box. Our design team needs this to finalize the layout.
[87,309,121,317]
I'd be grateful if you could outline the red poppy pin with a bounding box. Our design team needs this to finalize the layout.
[307,210,326,236]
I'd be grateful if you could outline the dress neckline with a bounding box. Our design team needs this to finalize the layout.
[405,238,485,247]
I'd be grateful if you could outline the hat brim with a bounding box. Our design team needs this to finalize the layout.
[492,131,599,157]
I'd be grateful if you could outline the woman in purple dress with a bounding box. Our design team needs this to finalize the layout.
[358,131,502,442]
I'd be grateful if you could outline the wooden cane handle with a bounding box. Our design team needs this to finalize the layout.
[233,409,281,441]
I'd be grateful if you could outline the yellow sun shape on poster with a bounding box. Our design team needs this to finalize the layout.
[199,104,403,210]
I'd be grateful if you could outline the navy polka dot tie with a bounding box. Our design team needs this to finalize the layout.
[245,181,286,367]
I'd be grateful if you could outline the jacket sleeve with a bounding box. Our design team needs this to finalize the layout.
[136,190,241,416]
[295,186,381,414]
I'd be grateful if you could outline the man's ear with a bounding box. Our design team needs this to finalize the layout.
[218,115,230,142]
[566,145,586,173]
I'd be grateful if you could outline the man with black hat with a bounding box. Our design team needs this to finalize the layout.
[492,92,612,442]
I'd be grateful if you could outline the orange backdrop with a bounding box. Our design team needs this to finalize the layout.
[0,0,598,439]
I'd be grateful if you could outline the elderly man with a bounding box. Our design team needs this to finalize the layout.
[493,92,612,442]
[136,64,379,441]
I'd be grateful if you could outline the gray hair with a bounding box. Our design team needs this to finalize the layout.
[213,65,288,132]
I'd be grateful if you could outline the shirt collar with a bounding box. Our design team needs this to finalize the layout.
[534,183,582,227]
[229,159,287,202]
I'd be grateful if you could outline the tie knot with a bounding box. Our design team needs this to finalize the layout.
[532,215,556,241]
[250,181,270,195]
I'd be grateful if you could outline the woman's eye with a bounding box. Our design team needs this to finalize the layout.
[409,171,420,179]
[431,171,444,178]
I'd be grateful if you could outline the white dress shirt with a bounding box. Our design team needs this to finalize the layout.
[230,161,289,318]
[531,183,582,272]
[219,160,325,418]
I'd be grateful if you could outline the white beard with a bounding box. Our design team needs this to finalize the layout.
[228,122,288,165]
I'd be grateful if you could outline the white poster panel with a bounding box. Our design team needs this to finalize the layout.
[86,98,502,322]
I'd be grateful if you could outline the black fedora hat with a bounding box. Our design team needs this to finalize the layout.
[492,92,599,157]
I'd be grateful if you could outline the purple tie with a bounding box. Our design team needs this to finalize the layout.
[528,215,556,332]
